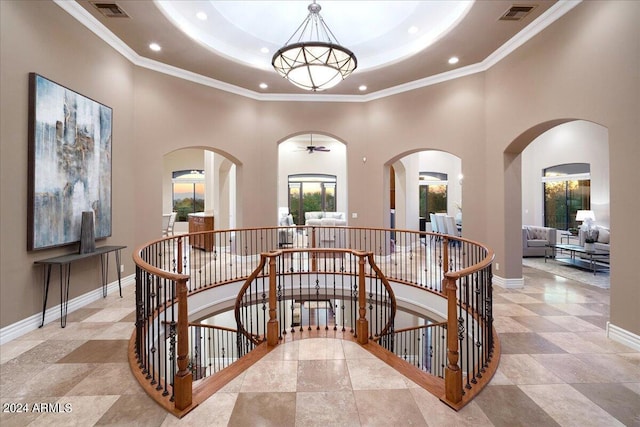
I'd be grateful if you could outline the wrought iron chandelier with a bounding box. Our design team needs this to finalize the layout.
[272,1,357,92]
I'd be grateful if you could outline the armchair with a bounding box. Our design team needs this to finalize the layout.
[522,225,556,257]
[278,213,295,247]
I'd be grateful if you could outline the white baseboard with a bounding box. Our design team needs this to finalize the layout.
[0,274,135,345]
[492,274,524,289]
[606,322,640,351]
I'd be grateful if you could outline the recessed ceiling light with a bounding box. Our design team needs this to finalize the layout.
[259,83,268,90]
[196,11,207,21]
[260,47,269,54]
[448,56,459,64]
[359,85,367,92]
[408,26,419,34]
[149,43,161,52]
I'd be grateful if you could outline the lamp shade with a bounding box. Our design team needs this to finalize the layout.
[576,210,595,222]
[272,42,356,91]
[272,1,357,92]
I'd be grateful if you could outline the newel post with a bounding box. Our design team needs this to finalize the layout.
[444,275,462,404]
[174,277,193,410]
[356,254,368,344]
[267,254,279,346]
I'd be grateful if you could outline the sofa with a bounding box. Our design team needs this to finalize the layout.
[304,212,347,250]
[522,225,556,257]
[304,211,347,227]
[578,225,610,252]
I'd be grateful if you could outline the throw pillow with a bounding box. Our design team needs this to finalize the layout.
[597,228,610,244]
[305,212,322,220]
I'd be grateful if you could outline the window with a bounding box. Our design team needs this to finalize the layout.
[288,174,337,225]
[543,163,590,230]
[172,170,205,221]
[419,172,448,218]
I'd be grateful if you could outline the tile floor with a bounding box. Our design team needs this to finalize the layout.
[1,265,639,426]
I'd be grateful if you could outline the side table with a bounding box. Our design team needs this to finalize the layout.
[34,245,126,328]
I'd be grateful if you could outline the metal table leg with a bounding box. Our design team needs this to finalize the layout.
[60,264,71,328]
[39,265,52,328]
[116,249,123,297]
[100,252,109,297]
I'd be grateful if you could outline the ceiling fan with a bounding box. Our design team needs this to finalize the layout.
[301,134,330,153]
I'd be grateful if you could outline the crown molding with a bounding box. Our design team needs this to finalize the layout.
[55,0,581,103]
[362,62,486,102]
[482,0,582,70]
[53,0,138,63]
[53,0,264,100]
[135,56,263,100]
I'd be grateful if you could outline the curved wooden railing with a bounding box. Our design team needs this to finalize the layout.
[375,322,448,378]
[187,323,245,381]
[234,248,397,348]
[131,225,495,417]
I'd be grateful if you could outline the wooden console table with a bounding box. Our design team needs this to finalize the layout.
[34,245,126,328]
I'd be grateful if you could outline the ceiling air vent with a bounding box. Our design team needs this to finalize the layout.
[90,2,129,18]
[499,5,536,21]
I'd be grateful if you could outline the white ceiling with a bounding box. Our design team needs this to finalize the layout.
[67,0,578,100]
[154,1,473,72]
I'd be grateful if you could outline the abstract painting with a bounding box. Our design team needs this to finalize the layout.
[27,73,112,250]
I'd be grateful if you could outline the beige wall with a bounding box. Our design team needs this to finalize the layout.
[484,1,639,333]
[0,1,136,328]
[1,1,638,336]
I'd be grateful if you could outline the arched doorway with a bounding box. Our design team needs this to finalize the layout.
[502,120,610,289]
[387,150,463,233]
[163,148,239,234]
[277,133,347,226]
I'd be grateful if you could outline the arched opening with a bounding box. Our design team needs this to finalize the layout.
[163,148,239,234]
[504,120,610,289]
[386,150,462,234]
[277,133,348,226]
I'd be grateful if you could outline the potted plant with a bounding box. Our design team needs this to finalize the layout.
[584,228,597,251]
[584,237,595,251]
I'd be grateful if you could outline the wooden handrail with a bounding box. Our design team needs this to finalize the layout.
[233,248,392,346]
[132,244,189,283]
[188,322,239,334]
[233,255,268,345]
[364,252,397,338]
[131,226,497,415]
[373,321,447,340]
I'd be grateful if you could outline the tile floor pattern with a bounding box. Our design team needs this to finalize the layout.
[1,265,639,426]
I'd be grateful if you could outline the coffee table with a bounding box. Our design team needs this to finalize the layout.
[549,243,609,275]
